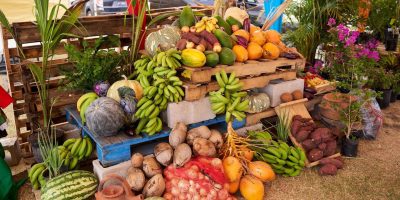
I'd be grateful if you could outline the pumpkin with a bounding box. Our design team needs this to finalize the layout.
[247,42,263,60]
[233,29,250,41]
[239,175,264,200]
[232,45,248,62]
[248,161,276,182]
[250,24,261,35]
[145,26,181,56]
[85,97,126,137]
[107,76,142,102]
[262,42,280,59]
[222,156,243,182]
[249,30,266,46]
[264,30,282,44]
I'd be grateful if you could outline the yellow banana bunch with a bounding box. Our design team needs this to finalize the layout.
[195,16,219,32]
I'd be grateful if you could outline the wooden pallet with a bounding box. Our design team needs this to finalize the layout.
[183,70,297,101]
[181,58,305,83]
[65,106,245,167]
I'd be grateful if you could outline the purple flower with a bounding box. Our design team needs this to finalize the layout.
[345,31,360,47]
[309,60,324,73]
[327,18,336,27]
[365,38,379,49]
[368,51,380,61]
[337,24,350,42]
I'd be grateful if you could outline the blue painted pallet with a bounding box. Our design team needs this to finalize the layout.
[65,106,246,167]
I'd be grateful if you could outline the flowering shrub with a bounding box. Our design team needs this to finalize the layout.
[323,18,380,90]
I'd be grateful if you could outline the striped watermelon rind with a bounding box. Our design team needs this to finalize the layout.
[41,170,98,200]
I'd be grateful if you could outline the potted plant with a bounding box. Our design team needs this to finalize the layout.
[367,67,394,108]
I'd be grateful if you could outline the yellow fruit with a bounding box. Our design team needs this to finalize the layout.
[250,24,261,35]
[240,175,264,200]
[262,42,280,60]
[265,30,282,44]
[248,161,276,182]
[232,45,249,62]
[181,49,206,68]
[249,30,266,46]
[247,42,263,60]
[222,156,243,182]
[233,29,250,41]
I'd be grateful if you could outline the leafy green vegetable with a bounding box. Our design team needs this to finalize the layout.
[60,36,128,91]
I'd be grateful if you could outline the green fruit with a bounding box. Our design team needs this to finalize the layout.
[214,15,232,35]
[179,6,195,28]
[205,51,220,67]
[219,47,236,66]
[214,29,233,49]
[41,170,98,200]
[226,16,243,28]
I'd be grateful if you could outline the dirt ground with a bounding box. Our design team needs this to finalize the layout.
[12,101,400,200]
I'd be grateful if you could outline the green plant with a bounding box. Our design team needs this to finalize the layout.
[0,0,87,180]
[367,67,394,90]
[284,0,358,63]
[367,0,400,40]
[60,36,127,91]
[276,113,290,142]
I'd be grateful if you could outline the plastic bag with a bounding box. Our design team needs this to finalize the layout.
[360,97,383,139]
[163,156,235,200]
[245,93,271,113]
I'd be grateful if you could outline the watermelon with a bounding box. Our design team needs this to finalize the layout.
[41,170,98,200]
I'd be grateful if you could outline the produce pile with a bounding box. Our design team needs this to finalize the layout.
[291,115,344,175]
[28,136,94,190]
[250,131,306,177]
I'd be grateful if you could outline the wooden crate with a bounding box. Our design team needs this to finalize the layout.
[182,58,305,83]
[1,6,213,156]
[183,70,297,101]
[274,99,340,168]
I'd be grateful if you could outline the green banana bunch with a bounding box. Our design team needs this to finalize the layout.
[62,136,94,170]
[154,48,182,70]
[133,55,155,80]
[255,140,305,177]
[28,163,46,190]
[209,70,249,122]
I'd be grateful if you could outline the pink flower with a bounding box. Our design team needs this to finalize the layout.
[327,18,336,27]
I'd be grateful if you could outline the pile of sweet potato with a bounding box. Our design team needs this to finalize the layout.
[318,157,344,176]
[291,115,338,163]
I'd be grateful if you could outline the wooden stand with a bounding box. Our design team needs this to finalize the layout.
[183,70,297,101]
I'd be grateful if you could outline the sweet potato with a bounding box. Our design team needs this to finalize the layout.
[291,120,302,136]
[318,142,327,151]
[186,125,212,145]
[307,149,323,162]
[318,164,338,176]
[310,128,327,144]
[176,39,188,50]
[302,139,316,151]
[199,30,219,45]
[299,118,312,123]
[320,158,344,169]
[193,138,217,157]
[295,130,310,142]
[181,32,201,44]
[298,125,315,133]
[324,140,337,156]
[292,115,303,121]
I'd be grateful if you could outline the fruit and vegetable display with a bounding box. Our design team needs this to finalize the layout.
[290,115,340,165]
[249,131,306,177]
[28,136,94,189]
[304,72,330,88]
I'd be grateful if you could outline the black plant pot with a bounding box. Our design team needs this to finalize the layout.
[398,93,400,100]
[385,34,399,51]
[28,129,64,163]
[341,137,359,157]
[390,91,399,102]
[376,89,392,109]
